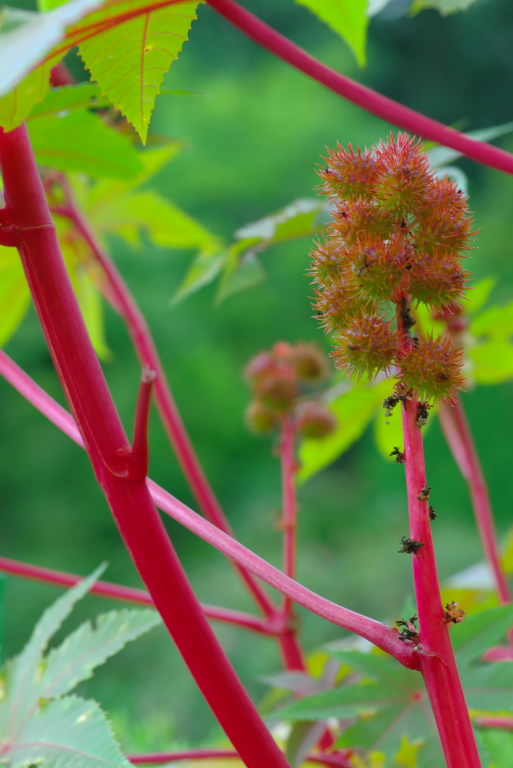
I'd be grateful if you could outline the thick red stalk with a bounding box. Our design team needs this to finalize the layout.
[206,0,513,176]
[0,123,290,768]
[128,750,352,766]
[0,556,274,635]
[402,397,481,767]
[440,397,512,603]
[56,179,275,618]
[0,350,418,669]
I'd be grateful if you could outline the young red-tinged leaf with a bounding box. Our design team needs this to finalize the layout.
[295,0,368,67]
[0,248,31,348]
[29,109,143,179]
[78,0,200,143]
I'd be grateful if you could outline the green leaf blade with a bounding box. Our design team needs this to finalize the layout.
[0,248,31,347]
[295,0,368,66]
[79,0,200,143]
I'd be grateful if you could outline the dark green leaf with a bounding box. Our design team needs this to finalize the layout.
[295,0,368,66]
[29,109,144,178]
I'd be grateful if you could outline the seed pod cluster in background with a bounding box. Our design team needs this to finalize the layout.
[244,342,337,438]
[311,133,475,402]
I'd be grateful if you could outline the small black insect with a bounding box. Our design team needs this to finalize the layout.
[398,536,424,554]
[390,446,405,464]
[416,401,432,429]
[396,614,420,642]
[399,297,416,330]
[383,394,401,418]
[418,486,431,502]
[429,505,438,521]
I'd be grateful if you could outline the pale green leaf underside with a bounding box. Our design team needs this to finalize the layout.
[295,0,368,67]
[29,109,144,178]
[36,609,161,700]
[7,695,130,768]
[7,565,106,734]
[411,0,483,14]
[0,0,102,129]
[79,0,200,143]
[0,248,31,348]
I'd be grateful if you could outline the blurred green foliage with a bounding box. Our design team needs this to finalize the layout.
[2,0,513,752]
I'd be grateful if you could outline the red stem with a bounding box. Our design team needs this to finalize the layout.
[0,556,274,635]
[475,715,513,730]
[128,750,352,766]
[440,397,512,603]
[402,397,481,767]
[0,350,418,669]
[129,365,156,482]
[281,415,298,612]
[56,177,275,618]
[206,0,513,176]
[0,123,290,768]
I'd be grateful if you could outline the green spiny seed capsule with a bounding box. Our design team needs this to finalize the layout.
[295,401,337,439]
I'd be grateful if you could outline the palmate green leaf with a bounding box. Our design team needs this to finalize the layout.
[0,247,31,348]
[215,244,265,304]
[28,109,143,178]
[6,565,105,734]
[295,0,368,67]
[7,695,130,768]
[476,729,513,768]
[298,379,392,483]
[0,0,102,130]
[450,604,513,666]
[78,0,200,144]
[35,609,161,700]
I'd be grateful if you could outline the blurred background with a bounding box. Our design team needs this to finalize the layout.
[2,0,513,752]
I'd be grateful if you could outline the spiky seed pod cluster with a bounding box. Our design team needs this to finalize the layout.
[311,133,475,403]
[245,342,337,438]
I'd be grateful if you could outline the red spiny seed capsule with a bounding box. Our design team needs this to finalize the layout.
[291,343,329,382]
[414,210,476,255]
[313,281,369,333]
[422,176,470,219]
[408,251,470,308]
[397,334,465,403]
[331,198,395,243]
[256,372,299,411]
[374,133,434,215]
[332,315,400,379]
[246,400,280,434]
[295,401,338,439]
[309,238,346,285]
[319,144,377,200]
[351,234,411,303]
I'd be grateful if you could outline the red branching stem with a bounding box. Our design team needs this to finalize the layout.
[402,397,481,767]
[0,350,418,669]
[440,397,512,603]
[128,750,353,766]
[0,225,17,247]
[206,0,513,176]
[0,555,274,635]
[56,177,275,618]
[281,415,298,611]
[0,124,290,768]
[130,365,156,482]
[475,715,513,730]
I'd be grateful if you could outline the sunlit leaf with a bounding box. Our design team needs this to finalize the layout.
[0,247,31,348]
[470,341,513,385]
[29,109,143,178]
[234,198,328,244]
[298,379,392,483]
[0,64,55,132]
[295,0,368,66]
[470,301,513,338]
[79,0,200,143]
[467,277,496,315]
[476,729,513,768]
